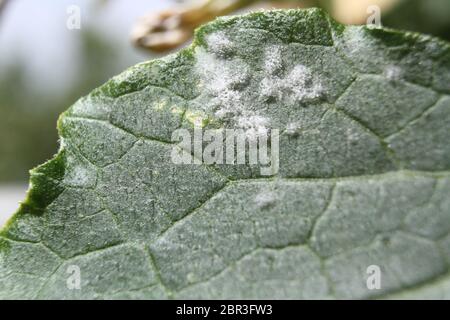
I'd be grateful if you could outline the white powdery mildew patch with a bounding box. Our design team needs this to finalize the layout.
[237,115,270,141]
[264,45,283,75]
[286,65,324,102]
[384,65,403,81]
[195,34,271,138]
[194,37,324,138]
[65,165,92,186]
[195,48,250,118]
[345,127,361,148]
[285,122,301,136]
[206,31,234,57]
[260,46,324,105]
[254,191,277,210]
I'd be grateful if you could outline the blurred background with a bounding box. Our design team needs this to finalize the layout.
[0,0,449,226]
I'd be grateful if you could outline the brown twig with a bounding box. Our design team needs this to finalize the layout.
[131,0,260,53]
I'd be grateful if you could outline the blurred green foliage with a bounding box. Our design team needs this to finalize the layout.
[384,0,450,40]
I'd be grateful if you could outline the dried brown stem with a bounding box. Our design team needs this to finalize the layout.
[131,0,263,53]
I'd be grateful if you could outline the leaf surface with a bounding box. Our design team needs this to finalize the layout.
[1,8,449,299]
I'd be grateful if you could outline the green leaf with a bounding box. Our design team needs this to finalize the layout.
[1,8,449,299]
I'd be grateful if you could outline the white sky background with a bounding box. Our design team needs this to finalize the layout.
[0,0,173,226]
[0,0,171,93]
